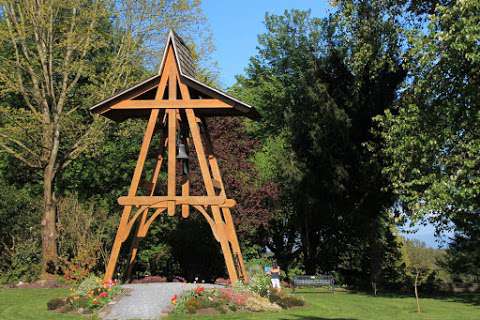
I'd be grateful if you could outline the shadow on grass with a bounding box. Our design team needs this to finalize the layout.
[434,293,480,306]
[279,315,357,320]
[342,289,480,306]
[291,291,335,295]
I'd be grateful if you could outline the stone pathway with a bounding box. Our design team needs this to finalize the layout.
[101,283,221,320]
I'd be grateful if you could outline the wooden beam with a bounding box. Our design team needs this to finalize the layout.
[104,109,159,282]
[185,108,239,283]
[167,109,176,215]
[202,120,248,282]
[111,99,233,109]
[118,195,236,208]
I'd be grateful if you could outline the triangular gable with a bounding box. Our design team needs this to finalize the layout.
[90,30,259,121]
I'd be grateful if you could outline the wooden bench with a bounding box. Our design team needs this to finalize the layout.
[292,275,335,292]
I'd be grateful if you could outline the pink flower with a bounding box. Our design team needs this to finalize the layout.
[99,292,108,298]
[103,279,114,288]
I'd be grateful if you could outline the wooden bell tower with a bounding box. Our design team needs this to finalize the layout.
[90,31,259,283]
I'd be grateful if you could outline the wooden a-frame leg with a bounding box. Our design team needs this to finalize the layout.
[185,108,239,283]
[126,209,148,280]
[126,129,167,280]
[222,208,248,282]
[104,109,159,283]
[200,119,248,282]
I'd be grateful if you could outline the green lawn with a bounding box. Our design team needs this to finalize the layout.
[167,289,480,320]
[0,287,478,320]
[0,288,84,320]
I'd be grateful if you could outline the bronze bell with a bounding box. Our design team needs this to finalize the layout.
[177,142,189,175]
[177,142,189,160]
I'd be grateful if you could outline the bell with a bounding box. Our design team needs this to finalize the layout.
[177,142,189,176]
[177,143,189,160]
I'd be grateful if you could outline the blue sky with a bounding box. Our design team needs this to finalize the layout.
[201,0,332,87]
[201,0,448,248]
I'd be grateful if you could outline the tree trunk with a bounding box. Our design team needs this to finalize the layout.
[414,272,421,313]
[41,122,60,277]
[41,164,58,276]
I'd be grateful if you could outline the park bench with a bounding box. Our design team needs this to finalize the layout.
[292,274,335,292]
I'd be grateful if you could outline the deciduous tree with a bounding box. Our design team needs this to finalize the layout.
[0,0,210,276]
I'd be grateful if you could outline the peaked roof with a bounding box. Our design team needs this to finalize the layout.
[90,30,259,121]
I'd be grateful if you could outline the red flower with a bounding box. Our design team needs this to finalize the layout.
[195,287,205,295]
[99,292,108,298]
[171,294,177,305]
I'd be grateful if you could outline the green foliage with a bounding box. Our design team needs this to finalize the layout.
[377,0,480,226]
[0,0,212,276]
[75,275,103,297]
[0,240,42,284]
[0,173,42,284]
[376,0,480,280]
[137,243,176,277]
[286,266,304,281]
[57,195,116,283]
[233,4,408,289]
[402,238,446,287]
[248,273,273,298]
[66,277,122,312]
[172,288,236,315]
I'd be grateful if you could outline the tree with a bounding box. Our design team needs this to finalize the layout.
[0,0,210,275]
[442,211,480,282]
[377,0,480,233]
[403,239,441,313]
[233,3,408,286]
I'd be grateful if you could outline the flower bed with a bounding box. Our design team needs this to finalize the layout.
[170,283,304,315]
[47,275,122,315]
[171,286,280,315]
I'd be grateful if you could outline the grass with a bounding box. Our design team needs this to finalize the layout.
[167,288,480,320]
[0,288,84,320]
[0,287,478,320]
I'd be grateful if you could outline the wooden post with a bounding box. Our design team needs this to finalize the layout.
[185,108,239,283]
[125,59,170,280]
[201,121,248,282]
[167,109,177,216]
[104,109,159,282]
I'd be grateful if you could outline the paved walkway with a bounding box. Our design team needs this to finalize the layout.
[102,283,221,320]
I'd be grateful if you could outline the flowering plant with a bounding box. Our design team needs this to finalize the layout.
[65,276,122,312]
[171,294,177,305]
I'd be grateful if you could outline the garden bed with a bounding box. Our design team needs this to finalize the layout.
[170,284,305,316]
[46,275,123,316]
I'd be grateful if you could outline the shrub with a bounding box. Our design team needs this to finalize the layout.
[75,275,102,296]
[247,273,272,297]
[0,240,42,284]
[244,296,281,312]
[47,298,66,310]
[185,297,201,313]
[287,266,304,281]
[269,291,305,308]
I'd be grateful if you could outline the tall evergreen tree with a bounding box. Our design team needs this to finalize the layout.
[233,2,408,286]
